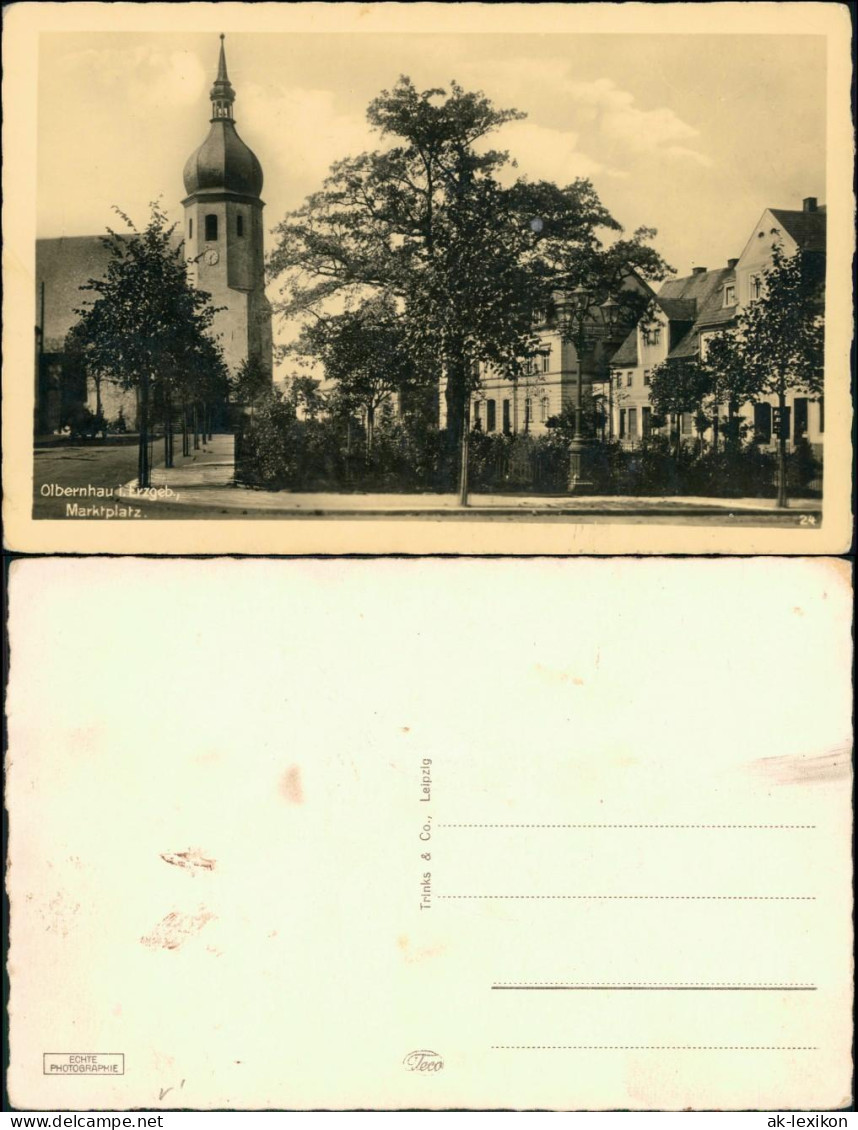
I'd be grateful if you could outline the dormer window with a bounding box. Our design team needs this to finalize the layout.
[205,214,218,242]
[724,284,736,306]
[643,326,661,346]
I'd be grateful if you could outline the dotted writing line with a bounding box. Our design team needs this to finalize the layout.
[437,824,816,830]
[492,1046,818,1051]
[439,895,815,901]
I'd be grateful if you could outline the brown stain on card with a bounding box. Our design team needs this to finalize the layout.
[160,848,216,874]
[279,765,304,804]
[140,908,214,951]
[751,745,851,785]
[397,934,447,963]
[534,663,585,686]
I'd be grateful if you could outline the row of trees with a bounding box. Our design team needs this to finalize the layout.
[70,204,231,487]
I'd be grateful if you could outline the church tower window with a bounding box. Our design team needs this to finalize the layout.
[205,214,218,242]
[188,218,193,239]
[237,214,244,237]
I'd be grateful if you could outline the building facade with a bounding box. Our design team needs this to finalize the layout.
[446,278,650,438]
[608,197,826,455]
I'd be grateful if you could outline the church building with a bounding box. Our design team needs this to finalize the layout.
[34,36,271,435]
[182,35,272,380]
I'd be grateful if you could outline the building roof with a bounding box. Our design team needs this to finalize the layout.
[769,208,827,254]
[667,326,701,360]
[655,296,697,322]
[36,236,116,352]
[610,327,639,367]
[609,266,731,368]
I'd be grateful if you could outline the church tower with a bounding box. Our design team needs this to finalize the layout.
[182,36,272,380]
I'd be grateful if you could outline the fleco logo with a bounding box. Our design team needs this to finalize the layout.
[403,1049,444,1073]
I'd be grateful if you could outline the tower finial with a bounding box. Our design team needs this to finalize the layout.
[210,34,235,120]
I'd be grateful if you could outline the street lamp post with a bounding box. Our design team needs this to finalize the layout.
[566,288,619,493]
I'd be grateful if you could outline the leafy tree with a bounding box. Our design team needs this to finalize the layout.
[296,295,423,452]
[648,357,712,455]
[732,244,824,506]
[269,76,672,493]
[288,375,327,421]
[701,328,756,451]
[73,203,224,485]
[231,351,272,409]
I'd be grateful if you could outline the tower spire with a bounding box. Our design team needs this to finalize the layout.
[209,33,235,120]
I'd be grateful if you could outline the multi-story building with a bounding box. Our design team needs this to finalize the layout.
[608,197,826,455]
[443,278,650,438]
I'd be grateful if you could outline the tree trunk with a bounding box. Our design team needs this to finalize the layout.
[164,391,173,469]
[193,403,200,451]
[712,402,720,454]
[182,400,189,457]
[138,371,151,488]
[777,388,788,509]
[459,395,470,507]
[366,404,375,455]
[444,354,467,489]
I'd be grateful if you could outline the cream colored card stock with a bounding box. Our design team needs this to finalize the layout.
[5,558,853,1110]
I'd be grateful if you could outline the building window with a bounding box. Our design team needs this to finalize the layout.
[524,398,532,428]
[237,214,244,237]
[205,214,218,242]
[626,371,633,387]
[724,284,736,306]
[486,399,496,433]
[540,396,549,422]
[643,326,661,346]
[681,412,692,435]
[542,351,550,372]
[619,409,626,438]
[818,395,824,433]
[473,400,482,427]
[502,399,511,434]
[642,407,652,437]
[754,403,772,444]
[188,218,193,239]
[794,398,808,437]
[629,407,638,439]
[643,370,651,386]
[750,275,762,301]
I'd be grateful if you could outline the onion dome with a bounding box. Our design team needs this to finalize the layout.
[182,36,263,199]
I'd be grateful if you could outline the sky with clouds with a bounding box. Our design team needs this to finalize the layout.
[39,30,825,344]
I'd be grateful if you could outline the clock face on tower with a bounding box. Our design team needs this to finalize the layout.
[204,248,220,266]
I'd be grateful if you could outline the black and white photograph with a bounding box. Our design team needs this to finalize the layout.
[3,2,853,553]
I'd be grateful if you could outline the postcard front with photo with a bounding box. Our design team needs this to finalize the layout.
[3,3,853,553]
